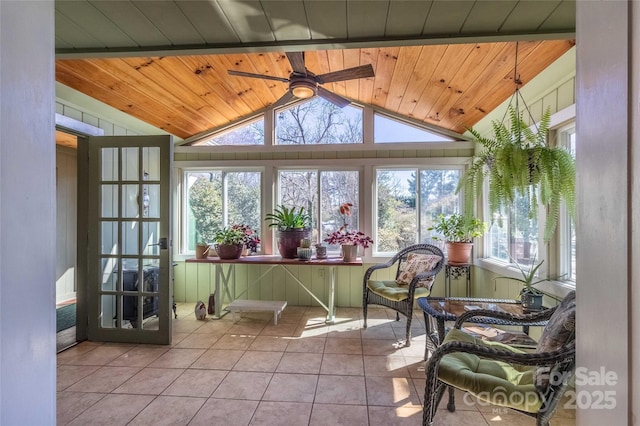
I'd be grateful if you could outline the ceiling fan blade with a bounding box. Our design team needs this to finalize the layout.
[227,69,289,83]
[286,52,307,75]
[317,86,351,108]
[271,90,297,109]
[315,64,375,84]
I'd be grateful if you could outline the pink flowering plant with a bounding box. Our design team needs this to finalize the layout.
[323,203,374,248]
[231,224,261,252]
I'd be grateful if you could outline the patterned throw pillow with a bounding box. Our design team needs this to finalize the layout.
[396,253,442,287]
[534,290,576,391]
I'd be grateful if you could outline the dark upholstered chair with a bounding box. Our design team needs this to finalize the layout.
[363,244,444,346]
[423,291,576,426]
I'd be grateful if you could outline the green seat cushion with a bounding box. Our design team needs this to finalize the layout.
[367,280,431,302]
[437,328,542,413]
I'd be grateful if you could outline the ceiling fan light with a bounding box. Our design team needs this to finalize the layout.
[290,80,316,98]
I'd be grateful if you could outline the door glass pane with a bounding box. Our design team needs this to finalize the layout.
[142,296,159,330]
[122,147,139,181]
[143,147,160,180]
[101,257,119,291]
[146,184,160,218]
[101,184,118,218]
[101,221,118,255]
[101,294,116,328]
[420,169,461,244]
[142,222,160,256]
[122,184,139,218]
[123,295,139,328]
[101,148,118,181]
[122,221,139,255]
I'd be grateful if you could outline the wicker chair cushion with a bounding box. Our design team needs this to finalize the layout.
[396,253,442,287]
[366,280,431,301]
[438,328,542,413]
[534,290,576,390]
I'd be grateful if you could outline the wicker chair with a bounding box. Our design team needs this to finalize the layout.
[423,291,576,426]
[362,244,444,346]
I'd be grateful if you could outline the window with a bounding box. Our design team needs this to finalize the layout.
[375,168,462,254]
[486,194,539,266]
[278,169,359,248]
[275,98,363,145]
[200,116,264,146]
[374,113,454,143]
[559,124,576,281]
[183,170,261,252]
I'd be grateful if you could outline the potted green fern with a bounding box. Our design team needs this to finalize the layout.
[459,105,575,241]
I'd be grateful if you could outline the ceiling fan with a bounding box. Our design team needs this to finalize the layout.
[227,51,375,108]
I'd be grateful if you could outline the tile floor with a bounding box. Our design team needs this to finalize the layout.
[57,304,576,425]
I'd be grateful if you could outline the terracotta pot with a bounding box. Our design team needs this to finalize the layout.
[215,243,243,259]
[195,243,210,259]
[275,229,312,259]
[445,241,473,264]
[341,244,358,262]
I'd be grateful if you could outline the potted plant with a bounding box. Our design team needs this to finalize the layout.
[429,213,487,264]
[459,105,575,241]
[232,224,260,255]
[213,226,246,259]
[323,203,373,262]
[495,256,546,311]
[265,204,312,259]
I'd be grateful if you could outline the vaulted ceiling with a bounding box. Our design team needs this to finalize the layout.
[54,0,576,143]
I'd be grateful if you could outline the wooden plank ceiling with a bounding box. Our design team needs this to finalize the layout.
[56,40,574,141]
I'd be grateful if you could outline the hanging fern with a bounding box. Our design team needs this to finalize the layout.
[459,105,575,241]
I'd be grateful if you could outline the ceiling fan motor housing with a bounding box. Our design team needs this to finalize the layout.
[290,77,317,98]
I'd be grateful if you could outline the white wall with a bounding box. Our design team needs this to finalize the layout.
[0,1,56,424]
[576,1,636,424]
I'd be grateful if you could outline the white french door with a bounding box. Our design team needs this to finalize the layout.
[83,136,172,344]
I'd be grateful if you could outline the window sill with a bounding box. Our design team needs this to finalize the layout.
[475,258,575,300]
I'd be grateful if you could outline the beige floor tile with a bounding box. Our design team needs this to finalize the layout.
[128,395,206,425]
[212,371,273,400]
[57,342,104,365]
[260,322,299,337]
[113,367,184,395]
[314,374,367,405]
[65,393,155,426]
[170,332,191,346]
[65,366,141,393]
[262,373,319,403]
[277,352,323,374]
[190,348,244,370]
[172,332,221,349]
[212,333,257,350]
[321,353,364,376]
[250,401,312,425]
[56,391,105,425]
[60,345,133,366]
[324,337,363,355]
[233,350,283,372]
[172,319,206,334]
[364,354,411,377]
[362,339,404,356]
[162,368,227,397]
[57,365,100,391]
[248,335,290,352]
[228,321,268,335]
[326,326,363,340]
[148,348,206,368]
[365,376,422,407]
[107,346,169,367]
[368,405,423,426]
[309,403,368,426]
[188,398,259,425]
[361,324,399,340]
[286,337,326,353]
[192,320,234,334]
